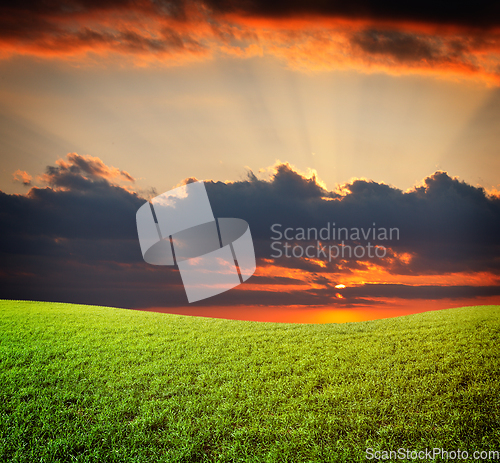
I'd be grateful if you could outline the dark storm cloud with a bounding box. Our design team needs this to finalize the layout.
[351,30,437,63]
[338,283,500,300]
[1,157,500,308]
[0,182,140,240]
[205,167,500,275]
[1,0,498,31]
[206,0,500,28]
[0,156,189,307]
[16,0,499,28]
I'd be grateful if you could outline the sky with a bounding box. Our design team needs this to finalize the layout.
[0,0,499,322]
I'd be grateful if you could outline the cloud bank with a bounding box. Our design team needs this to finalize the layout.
[0,0,499,82]
[1,154,499,309]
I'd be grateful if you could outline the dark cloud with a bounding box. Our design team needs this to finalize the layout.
[340,283,500,300]
[7,0,491,28]
[0,0,206,60]
[351,30,437,63]
[1,156,499,309]
[0,0,498,82]
[43,153,135,187]
[205,169,500,276]
[215,0,500,28]
[0,0,500,42]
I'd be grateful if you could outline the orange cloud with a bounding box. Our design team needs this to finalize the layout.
[65,153,135,183]
[257,261,500,289]
[12,170,32,186]
[226,21,500,84]
[39,153,135,189]
[0,1,498,83]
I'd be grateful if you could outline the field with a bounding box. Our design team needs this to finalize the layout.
[0,300,499,462]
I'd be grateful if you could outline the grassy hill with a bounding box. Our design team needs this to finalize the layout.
[0,300,499,462]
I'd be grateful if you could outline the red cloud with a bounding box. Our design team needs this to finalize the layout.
[0,1,498,83]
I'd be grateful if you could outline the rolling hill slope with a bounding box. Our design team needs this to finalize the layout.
[0,300,499,462]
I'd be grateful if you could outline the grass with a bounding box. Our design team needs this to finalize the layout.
[0,300,499,462]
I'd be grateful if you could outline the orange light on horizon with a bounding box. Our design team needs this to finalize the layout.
[255,262,500,290]
[139,296,500,324]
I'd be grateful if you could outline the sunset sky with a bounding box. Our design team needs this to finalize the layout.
[1,0,499,322]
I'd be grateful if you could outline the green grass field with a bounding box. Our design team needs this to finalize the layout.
[0,300,499,462]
